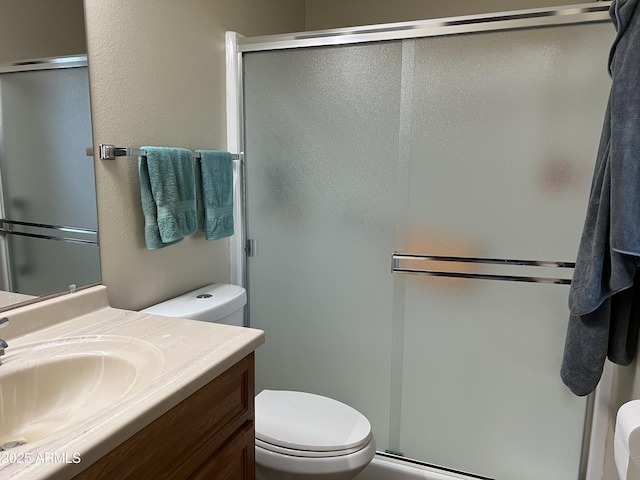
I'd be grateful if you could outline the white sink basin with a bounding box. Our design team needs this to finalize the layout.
[0,335,164,446]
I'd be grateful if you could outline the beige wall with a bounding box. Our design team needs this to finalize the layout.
[0,0,86,63]
[83,0,304,310]
[305,0,599,30]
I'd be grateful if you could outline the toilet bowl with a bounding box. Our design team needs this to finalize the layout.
[255,390,376,480]
[142,285,376,479]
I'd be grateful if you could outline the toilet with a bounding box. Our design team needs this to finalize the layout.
[142,283,376,479]
[255,389,376,480]
[141,283,246,326]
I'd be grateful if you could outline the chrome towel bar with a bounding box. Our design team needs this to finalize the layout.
[86,144,243,161]
[391,252,574,285]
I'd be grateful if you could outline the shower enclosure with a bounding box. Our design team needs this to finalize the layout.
[0,59,99,299]
[230,4,614,479]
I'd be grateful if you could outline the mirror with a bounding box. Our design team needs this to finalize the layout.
[0,0,100,310]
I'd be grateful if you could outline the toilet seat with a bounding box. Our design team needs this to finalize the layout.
[255,438,368,458]
[255,390,372,458]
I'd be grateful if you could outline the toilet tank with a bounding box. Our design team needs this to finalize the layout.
[141,283,246,326]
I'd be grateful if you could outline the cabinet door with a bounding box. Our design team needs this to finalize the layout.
[190,423,255,480]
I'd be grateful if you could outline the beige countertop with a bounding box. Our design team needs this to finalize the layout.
[0,285,264,479]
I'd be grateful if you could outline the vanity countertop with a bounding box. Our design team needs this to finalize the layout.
[0,285,264,479]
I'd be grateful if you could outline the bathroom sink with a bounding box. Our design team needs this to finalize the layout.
[0,335,164,447]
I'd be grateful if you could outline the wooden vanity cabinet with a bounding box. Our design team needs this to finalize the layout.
[75,353,255,480]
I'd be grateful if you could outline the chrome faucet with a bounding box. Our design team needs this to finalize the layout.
[0,317,8,366]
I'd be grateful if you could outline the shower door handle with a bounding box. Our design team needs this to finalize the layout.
[391,252,574,285]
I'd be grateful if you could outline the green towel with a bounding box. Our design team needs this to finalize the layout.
[138,146,198,250]
[196,150,234,240]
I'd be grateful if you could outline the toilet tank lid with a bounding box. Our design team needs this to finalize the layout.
[255,390,372,452]
[141,283,246,321]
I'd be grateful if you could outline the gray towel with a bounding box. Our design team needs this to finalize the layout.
[561,0,640,396]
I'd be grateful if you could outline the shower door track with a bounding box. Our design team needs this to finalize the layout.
[379,451,494,480]
[226,4,614,479]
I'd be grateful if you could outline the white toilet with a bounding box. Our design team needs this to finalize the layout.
[142,283,376,480]
[255,389,376,480]
[141,283,246,326]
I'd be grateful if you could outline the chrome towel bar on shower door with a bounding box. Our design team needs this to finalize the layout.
[391,252,575,285]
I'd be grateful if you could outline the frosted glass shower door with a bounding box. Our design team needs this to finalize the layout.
[395,23,613,479]
[242,14,614,480]
[0,67,99,295]
[243,42,403,451]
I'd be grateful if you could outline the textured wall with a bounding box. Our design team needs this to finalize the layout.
[83,0,304,310]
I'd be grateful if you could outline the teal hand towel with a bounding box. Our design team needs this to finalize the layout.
[196,150,234,240]
[138,146,198,250]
